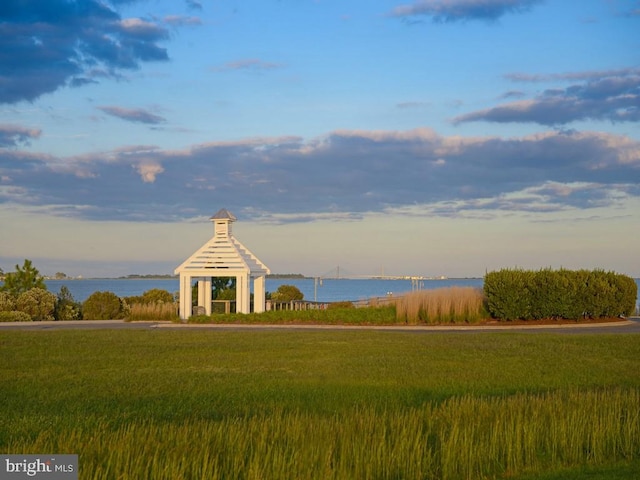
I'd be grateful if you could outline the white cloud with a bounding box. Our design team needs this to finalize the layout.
[135,161,165,183]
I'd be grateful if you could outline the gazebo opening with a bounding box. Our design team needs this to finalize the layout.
[174,209,270,320]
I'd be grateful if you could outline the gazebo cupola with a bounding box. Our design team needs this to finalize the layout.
[174,208,270,320]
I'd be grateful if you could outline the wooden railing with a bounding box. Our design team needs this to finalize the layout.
[191,296,398,315]
[266,296,396,311]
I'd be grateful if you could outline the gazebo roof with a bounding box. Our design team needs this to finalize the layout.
[210,208,236,221]
[174,209,270,277]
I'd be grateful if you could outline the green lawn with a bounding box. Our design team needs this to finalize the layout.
[1,329,639,479]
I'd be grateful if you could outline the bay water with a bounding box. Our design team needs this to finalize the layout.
[43,277,485,303]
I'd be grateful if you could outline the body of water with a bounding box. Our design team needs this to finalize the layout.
[0,276,634,310]
[41,277,485,303]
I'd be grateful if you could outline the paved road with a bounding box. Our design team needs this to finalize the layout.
[1,317,639,334]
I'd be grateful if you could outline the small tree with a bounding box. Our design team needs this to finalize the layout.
[54,286,82,321]
[1,259,46,296]
[271,284,304,302]
[16,288,56,321]
[217,288,237,301]
[192,277,236,305]
[213,277,235,300]
[83,291,126,320]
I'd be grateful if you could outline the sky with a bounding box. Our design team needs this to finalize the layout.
[1,0,639,279]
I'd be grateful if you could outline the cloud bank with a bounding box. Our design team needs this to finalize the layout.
[455,68,640,125]
[0,125,42,147]
[1,127,638,223]
[0,0,175,104]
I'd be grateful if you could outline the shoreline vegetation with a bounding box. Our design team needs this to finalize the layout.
[1,262,638,323]
[29,273,640,323]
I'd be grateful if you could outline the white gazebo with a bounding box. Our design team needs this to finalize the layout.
[174,209,270,320]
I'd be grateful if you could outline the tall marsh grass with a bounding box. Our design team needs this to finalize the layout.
[8,389,639,480]
[126,302,179,321]
[396,286,485,324]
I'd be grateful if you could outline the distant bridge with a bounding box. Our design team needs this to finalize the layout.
[315,266,441,281]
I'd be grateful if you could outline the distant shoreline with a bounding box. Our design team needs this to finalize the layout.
[41,274,485,281]
[39,273,312,281]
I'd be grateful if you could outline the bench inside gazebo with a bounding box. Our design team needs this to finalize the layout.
[174,209,270,320]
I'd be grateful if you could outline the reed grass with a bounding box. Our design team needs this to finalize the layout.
[126,302,179,321]
[396,286,485,324]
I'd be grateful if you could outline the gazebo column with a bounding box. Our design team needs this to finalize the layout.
[197,278,212,315]
[236,272,251,314]
[254,275,266,313]
[179,273,193,321]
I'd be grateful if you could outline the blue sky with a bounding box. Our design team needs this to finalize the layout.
[1,0,639,278]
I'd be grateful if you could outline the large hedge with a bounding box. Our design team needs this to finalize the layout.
[484,269,637,321]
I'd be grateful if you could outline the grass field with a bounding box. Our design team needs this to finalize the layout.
[1,329,639,479]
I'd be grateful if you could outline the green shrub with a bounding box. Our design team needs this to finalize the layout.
[271,285,304,302]
[528,268,580,320]
[55,304,81,321]
[581,270,611,318]
[601,270,637,317]
[54,286,81,321]
[125,289,175,305]
[614,273,638,317]
[16,288,56,321]
[0,291,16,312]
[575,269,637,318]
[556,269,585,319]
[83,291,126,320]
[0,311,32,322]
[143,288,175,303]
[133,288,175,305]
[484,269,533,320]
